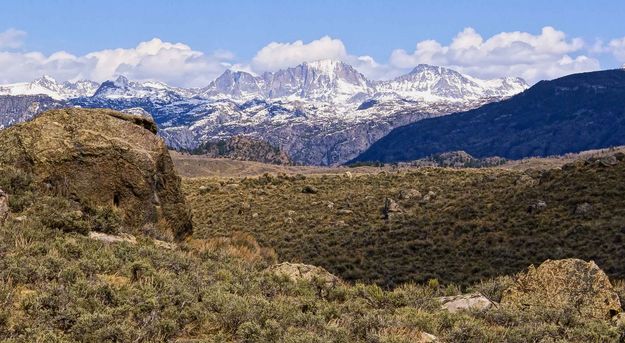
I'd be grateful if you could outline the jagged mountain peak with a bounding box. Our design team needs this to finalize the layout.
[301,59,354,74]
[377,64,528,101]
[34,75,58,85]
[113,75,130,86]
[91,76,195,101]
[0,75,98,100]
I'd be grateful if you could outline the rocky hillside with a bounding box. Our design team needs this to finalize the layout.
[0,94,64,129]
[0,108,623,341]
[353,69,625,163]
[189,135,291,165]
[186,152,625,288]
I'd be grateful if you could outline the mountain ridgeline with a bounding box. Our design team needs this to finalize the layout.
[353,69,625,164]
[0,61,527,165]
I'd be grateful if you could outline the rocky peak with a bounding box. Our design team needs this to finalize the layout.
[204,69,263,98]
[264,59,373,102]
[378,64,528,101]
[33,75,59,88]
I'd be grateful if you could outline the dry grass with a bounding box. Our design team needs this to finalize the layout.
[184,156,625,287]
[172,151,397,178]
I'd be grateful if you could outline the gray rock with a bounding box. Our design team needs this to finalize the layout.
[438,293,495,313]
[421,191,436,203]
[398,189,422,200]
[267,262,341,288]
[574,202,593,217]
[383,197,402,218]
[599,155,619,167]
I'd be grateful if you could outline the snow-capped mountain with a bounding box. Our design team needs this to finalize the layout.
[376,64,526,102]
[0,61,529,165]
[200,60,526,106]
[0,75,99,100]
[200,60,373,103]
[93,76,194,101]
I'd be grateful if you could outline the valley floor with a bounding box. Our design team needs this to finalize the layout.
[181,150,625,287]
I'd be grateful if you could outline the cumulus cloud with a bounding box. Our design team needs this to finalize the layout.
[0,28,26,49]
[0,27,620,87]
[251,36,348,72]
[389,27,600,83]
[0,36,234,87]
[605,37,625,62]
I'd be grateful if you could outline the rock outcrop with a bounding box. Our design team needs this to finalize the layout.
[268,262,341,288]
[382,197,402,218]
[0,108,192,240]
[438,293,495,313]
[501,259,622,320]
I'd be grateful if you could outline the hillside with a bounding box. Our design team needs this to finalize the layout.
[189,136,291,165]
[186,152,625,288]
[353,69,625,164]
[0,108,624,341]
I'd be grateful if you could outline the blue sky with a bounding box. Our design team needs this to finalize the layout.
[1,0,624,86]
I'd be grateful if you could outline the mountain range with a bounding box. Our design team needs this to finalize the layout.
[0,60,528,165]
[352,69,625,163]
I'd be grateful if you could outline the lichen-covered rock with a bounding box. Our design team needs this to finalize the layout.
[398,189,422,200]
[501,259,622,320]
[268,262,341,288]
[382,197,402,218]
[0,108,192,240]
[438,293,494,313]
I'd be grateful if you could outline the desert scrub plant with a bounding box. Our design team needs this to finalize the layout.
[0,215,623,342]
[468,275,515,302]
[185,159,625,288]
[0,165,33,194]
[27,196,90,234]
[85,205,123,234]
[185,232,277,268]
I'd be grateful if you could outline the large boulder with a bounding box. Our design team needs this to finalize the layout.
[501,259,622,320]
[0,108,192,240]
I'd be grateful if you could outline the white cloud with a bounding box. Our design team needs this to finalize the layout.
[0,37,234,87]
[251,36,348,72]
[606,37,625,62]
[389,27,599,83]
[0,28,26,49]
[0,27,620,87]
[87,38,233,87]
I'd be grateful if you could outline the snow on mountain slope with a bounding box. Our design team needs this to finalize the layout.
[1,61,528,165]
[376,64,527,102]
[200,60,374,103]
[200,61,527,106]
[92,76,194,101]
[0,75,99,100]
